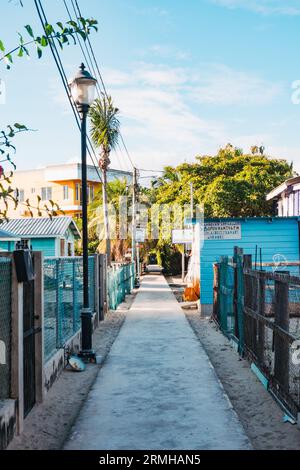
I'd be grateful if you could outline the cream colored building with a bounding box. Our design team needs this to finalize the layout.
[3,163,132,219]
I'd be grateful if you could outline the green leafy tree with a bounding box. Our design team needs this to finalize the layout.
[154,145,294,217]
[88,179,132,261]
[150,145,294,272]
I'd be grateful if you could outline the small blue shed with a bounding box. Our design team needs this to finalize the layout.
[200,217,300,315]
[0,216,81,257]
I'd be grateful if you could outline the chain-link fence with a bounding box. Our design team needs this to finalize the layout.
[44,256,96,362]
[0,258,12,399]
[215,249,300,419]
[243,270,300,418]
[107,263,135,310]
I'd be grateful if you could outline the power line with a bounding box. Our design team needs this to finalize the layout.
[138,168,164,173]
[73,0,109,98]
[72,0,136,170]
[63,0,134,174]
[34,0,103,184]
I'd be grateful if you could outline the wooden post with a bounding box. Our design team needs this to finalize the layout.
[274,279,289,392]
[257,272,265,365]
[181,246,185,282]
[243,254,252,352]
[233,247,243,339]
[234,248,244,353]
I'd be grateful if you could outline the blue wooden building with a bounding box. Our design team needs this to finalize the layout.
[0,229,20,252]
[0,216,81,256]
[199,217,300,315]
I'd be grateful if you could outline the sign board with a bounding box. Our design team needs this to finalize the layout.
[172,229,193,244]
[204,222,241,240]
[184,217,198,225]
[135,228,145,243]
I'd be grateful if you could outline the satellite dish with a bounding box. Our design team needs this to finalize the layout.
[68,355,86,372]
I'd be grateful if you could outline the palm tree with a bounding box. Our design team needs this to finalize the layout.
[89,93,120,266]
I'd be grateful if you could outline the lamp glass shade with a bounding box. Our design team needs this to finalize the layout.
[70,75,97,106]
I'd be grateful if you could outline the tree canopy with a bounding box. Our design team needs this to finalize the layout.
[152,145,294,217]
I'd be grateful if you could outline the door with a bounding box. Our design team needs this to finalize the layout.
[60,239,66,256]
[23,279,36,417]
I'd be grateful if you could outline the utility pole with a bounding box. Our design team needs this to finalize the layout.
[181,244,185,282]
[190,181,194,218]
[132,167,137,276]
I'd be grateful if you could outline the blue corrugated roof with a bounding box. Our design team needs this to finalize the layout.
[1,216,81,239]
[0,228,20,239]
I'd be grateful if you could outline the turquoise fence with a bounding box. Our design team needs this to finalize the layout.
[107,263,135,310]
[44,256,95,361]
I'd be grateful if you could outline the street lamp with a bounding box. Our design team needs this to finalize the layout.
[69,63,97,359]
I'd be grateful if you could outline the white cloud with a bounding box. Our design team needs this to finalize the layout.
[211,0,300,15]
[99,61,282,168]
[189,64,282,105]
[50,60,285,169]
[145,44,191,61]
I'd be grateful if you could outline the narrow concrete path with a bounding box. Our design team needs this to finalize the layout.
[64,275,251,450]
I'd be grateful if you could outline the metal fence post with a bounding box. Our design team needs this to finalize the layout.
[235,251,244,355]
[72,258,77,333]
[56,259,63,348]
[219,256,228,333]
[99,254,106,321]
[93,255,100,326]
[212,263,219,322]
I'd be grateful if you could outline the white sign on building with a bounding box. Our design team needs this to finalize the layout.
[135,228,146,243]
[172,229,193,244]
[204,222,241,240]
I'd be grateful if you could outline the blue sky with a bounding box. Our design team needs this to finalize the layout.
[1,0,300,174]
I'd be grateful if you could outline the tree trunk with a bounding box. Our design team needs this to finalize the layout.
[102,167,111,266]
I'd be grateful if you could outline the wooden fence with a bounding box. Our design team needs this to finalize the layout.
[214,247,300,420]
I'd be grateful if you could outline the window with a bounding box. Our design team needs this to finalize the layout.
[75,183,82,203]
[31,188,35,194]
[60,239,65,256]
[63,185,69,200]
[89,185,94,202]
[68,242,72,256]
[41,187,52,200]
[19,189,24,202]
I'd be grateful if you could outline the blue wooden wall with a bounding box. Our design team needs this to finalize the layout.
[30,238,56,257]
[200,217,300,308]
[0,238,56,256]
[0,241,16,252]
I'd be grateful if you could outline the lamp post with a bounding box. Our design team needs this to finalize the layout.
[69,63,97,359]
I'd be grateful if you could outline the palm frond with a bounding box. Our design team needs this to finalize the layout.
[89,93,120,153]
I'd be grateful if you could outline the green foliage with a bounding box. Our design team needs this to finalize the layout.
[154,145,293,217]
[88,180,132,257]
[0,17,98,69]
[0,3,98,219]
[89,94,120,156]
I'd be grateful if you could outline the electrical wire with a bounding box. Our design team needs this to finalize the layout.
[72,0,136,170]
[34,0,103,183]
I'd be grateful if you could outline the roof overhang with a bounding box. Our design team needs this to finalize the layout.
[266,176,300,201]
